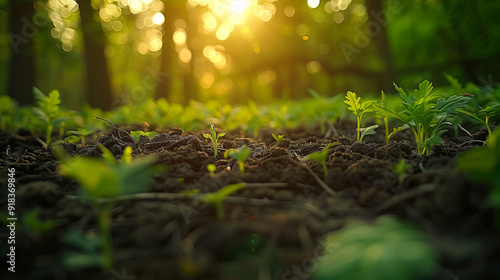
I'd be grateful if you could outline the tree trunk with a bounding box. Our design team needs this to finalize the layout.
[365,0,396,91]
[155,1,176,101]
[79,0,113,110]
[7,0,36,105]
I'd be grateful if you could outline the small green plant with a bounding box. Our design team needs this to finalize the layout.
[203,121,226,158]
[272,133,285,144]
[32,88,67,146]
[200,183,245,219]
[225,144,252,174]
[303,142,339,177]
[315,215,436,280]
[130,130,159,141]
[392,159,412,185]
[64,128,94,144]
[373,81,471,155]
[207,163,216,176]
[59,145,156,270]
[375,91,408,145]
[455,104,499,139]
[344,91,377,142]
[457,128,500,227]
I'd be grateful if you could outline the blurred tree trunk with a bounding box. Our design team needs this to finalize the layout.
[79,0,113,110]
[155,1,177,102]
[366,0,396,92]
[7,0,36,105]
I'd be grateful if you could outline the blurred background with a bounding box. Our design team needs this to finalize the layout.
[1,0,499,110]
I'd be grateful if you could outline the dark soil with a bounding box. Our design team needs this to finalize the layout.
[0,123,499,280]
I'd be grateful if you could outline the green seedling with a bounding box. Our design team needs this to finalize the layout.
[393,159,412,185]
[455,104,499,139]
[200,183,246,219]
[272,133,285,144]
[225,144,252,174]
[130,130,159,141]
[374,81,471,155]
[375,91,409,144]
[344,91,377,142]
[207,163,216,176]
[65,128,94,144]
[203,121,226,158]
[316,215,436,280]
[32,88,67,146]
[59,145,156,270]
[457,128,500,227]
[303,142,339,177]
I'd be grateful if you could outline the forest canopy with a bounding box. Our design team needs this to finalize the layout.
[1,0,499,109]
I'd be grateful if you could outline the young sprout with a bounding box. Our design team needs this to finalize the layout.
[130,130,159,141]
[455,104,499,139]
[303,142,339,177]
[272,133,285,144]
[344,91,377,142]
[200,183,245,220]
[32,88,67,146]
[392,159,412,185]
[225,144,252,174]
[207,163,216,176]
[59,145,156,270]
[373,81,471,155]
[374,91,408,145]
[203,121,226,158]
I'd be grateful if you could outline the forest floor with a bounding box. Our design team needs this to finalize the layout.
[1,121,499,280]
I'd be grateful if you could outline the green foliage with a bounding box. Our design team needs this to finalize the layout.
[315,216,436,280]
[344,91,377,142]
[32,88,67,146]
[59,146,156,200]
[225,144,252,174]
[455,105,499,138]
[0,95,17,131]
[203,121,226,158]
[22,207,57,240]
[62,228,103,270]
[375,91,408,145]
[272,133,285,144]
[374,81,471,155]
[457,128,500,227]
[304,142,339,177]
[59,146,156,270]
[308,89,343,135]
[130,130,159,141]
[200,183,246,220]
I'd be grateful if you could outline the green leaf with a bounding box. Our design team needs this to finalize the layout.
[359,124,378,142]
[316,216,436,280]
[130,130,159,141]
[228,145,251,162]
[202,133,212,140]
